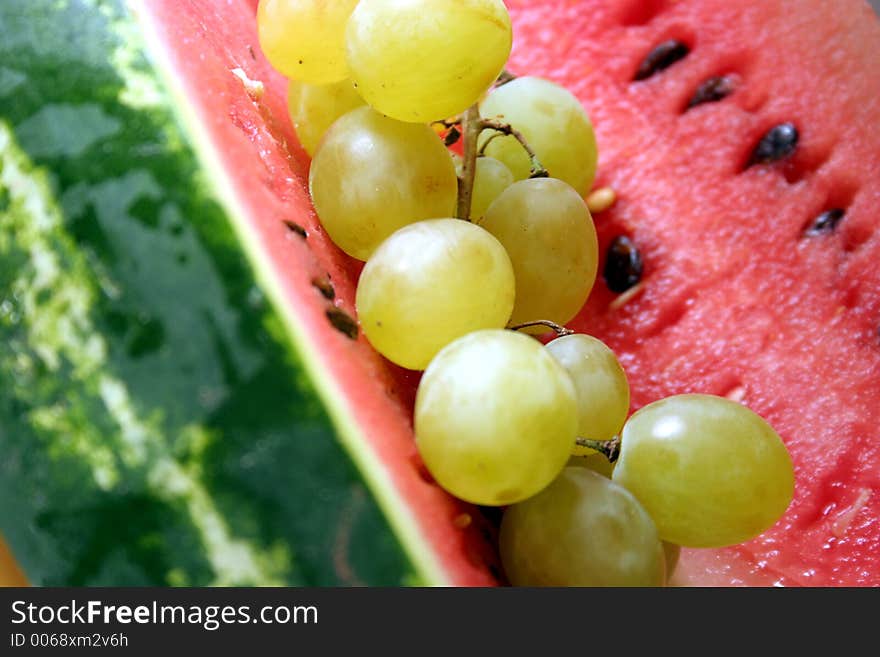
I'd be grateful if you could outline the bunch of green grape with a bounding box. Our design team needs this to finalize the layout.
[258,0,795,587]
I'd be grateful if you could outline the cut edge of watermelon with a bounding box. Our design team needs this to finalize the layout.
[131,2,458,587]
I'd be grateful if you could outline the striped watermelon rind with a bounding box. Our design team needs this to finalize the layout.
[0,0,432,586]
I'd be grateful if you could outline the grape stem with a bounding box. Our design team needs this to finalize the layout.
[476,119,549,179]
[576,436,621,463]
[494,68,517,87]
[455,104,482,220]
[507,320,573,336]
[454,77,546,219]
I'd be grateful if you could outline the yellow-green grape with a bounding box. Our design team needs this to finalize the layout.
[309,107,457,260]
[479,178,598,330]
[479,76,599,195]
[416,330,577,506]
[567,453,616,479]
[345,0,512,122]
[357,221,515,371]
[287,78,364,157]
[454,156,515,221]
[613,394,795,548]
[546,334,630,455]
[257,0,359,84]
[500,468,666,586]
[663,542,681,579]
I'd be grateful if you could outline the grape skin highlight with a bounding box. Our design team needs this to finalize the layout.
[346,0,513,123]
[613,394,795,548]
[357,220,515,371]
[257,0,359,84]
[500,467,666,586]
[309,107,457,260]
[415,330,577,506]
[480,178,598,330]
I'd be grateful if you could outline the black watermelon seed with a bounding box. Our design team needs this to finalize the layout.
[805,208,845,236]
[604,236,644,293]
[748,123,799,166]
[687,76,735,109]
[326,307,358,340]
[283,220,308,238]
[311,275,336,300]
[634,40,690,81]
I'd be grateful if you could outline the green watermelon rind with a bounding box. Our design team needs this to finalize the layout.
[0,0,419,587]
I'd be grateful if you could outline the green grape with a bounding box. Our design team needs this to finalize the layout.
[345,0,512,122]
[663,542,681,579]
[479,178,598,330]
[415,330,577,506]
[309,107,458,260]
[500,467,666,586]
[479,76,599,195]
[546,334,630,454]
[357,221,515,371]
[257,0,359,84]
[613,394,795,548]
[454,156,515,221]
[567,453,616,479]
[287,78,364,157]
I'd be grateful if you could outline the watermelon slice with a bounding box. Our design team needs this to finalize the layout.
[1,0,878,587]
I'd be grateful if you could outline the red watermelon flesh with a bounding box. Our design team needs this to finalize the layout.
[142,0,879,586]
[504,0,880,586]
